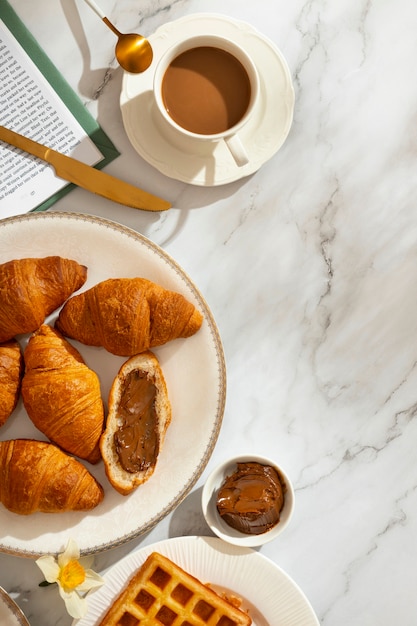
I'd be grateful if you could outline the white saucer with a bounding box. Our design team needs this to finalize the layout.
[120,13,295,186]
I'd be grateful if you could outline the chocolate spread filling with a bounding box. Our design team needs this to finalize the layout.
[114,370,159,473]
[216,462,285,535]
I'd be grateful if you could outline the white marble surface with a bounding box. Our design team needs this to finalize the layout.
[1,0,417,624]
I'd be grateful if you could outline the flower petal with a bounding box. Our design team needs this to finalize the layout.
[77,569,104,593]
[61,590,88,619]
[58,538,80,567]
[79,555,94,570]
[37,539,102,619]
[35,556,60,583]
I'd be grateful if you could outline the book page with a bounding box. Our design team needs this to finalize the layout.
[0,18,104,218]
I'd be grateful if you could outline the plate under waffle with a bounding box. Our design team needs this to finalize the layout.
[98,552,252,626]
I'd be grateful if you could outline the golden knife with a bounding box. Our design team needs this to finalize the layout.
[0,125,171,212]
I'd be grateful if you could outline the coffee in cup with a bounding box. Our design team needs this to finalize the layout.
[153,35,259,167]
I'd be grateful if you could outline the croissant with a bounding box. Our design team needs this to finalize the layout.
[100,351,172,495]
[55,277,203,356]
[0,339,24,427]
[0,256,87,343]
[0,439,104,515]
[21,325,104,463]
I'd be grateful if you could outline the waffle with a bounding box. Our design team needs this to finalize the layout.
[98,551,252,626]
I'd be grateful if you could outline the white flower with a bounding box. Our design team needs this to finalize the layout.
[36,538,104,619]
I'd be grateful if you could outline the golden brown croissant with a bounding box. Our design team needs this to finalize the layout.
[21,325,104,463]
[55,277,203,356]
[0,339,24,427]
[0,439,104,515]
[0,256,87,343]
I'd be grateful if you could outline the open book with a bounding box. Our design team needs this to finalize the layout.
[0,1,119,218]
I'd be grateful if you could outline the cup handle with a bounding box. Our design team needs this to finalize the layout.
[224,133,249,167]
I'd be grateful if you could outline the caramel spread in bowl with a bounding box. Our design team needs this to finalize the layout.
[216,462,285,535]
[114,370,159,473]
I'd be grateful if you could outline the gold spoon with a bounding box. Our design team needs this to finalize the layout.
[83,0,153,73]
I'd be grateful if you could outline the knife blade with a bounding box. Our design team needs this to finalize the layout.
[0,125,171,212]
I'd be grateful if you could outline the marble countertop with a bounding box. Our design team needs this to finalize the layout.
[2,0,417,624]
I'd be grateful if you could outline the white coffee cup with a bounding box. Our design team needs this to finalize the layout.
[153,35,260,167]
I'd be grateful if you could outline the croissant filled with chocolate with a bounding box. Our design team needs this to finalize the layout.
[55,277,203,356]
[0,439,104,515]
[0,339,24,427]
[21,325,104,463]
[0,256,87,343]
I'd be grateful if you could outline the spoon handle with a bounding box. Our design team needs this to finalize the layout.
[82,0,106,20]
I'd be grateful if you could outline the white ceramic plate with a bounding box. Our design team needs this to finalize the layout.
[0,212,225,557]
[121,13,295,186]
[0,587,29,626]
[72,536,319,626]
